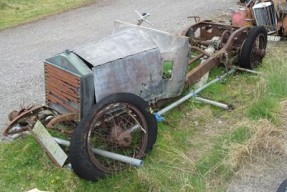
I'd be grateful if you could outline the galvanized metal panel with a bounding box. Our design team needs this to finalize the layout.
[73,31,158,67]
[67,21,189,104]
[112,21,190,101]
[93,48,162,102]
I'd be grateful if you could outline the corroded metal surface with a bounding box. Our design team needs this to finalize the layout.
[183,21,250,86]
[46,113,79,128]
[232,0,287,37]
[3,105,49,136]
[4,105,77,137]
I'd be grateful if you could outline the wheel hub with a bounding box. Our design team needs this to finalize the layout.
[108,125,132,147]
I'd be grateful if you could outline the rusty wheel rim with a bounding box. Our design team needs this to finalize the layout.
[250,33,267,69]
[86,102,148,173]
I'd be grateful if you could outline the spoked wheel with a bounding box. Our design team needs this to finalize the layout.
[239,26,267,69]
[70,93,157,181]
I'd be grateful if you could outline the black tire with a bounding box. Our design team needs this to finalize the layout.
[277,178,287,192]
[239,26,267,69]
[69,93,158,181]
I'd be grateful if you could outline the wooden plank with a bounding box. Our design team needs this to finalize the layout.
[47,94,79,113]
[45,69,80,87]
[46,81,80,99]
[46,84,80,103]
[45,64,80,82]
[45,78,79,96]
[31,121,68,167]
[45,71,80,87]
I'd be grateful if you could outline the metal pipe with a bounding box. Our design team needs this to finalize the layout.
[8,131,30,140]
[189,53,204,64]
[194,97,230,109]
[235,66,262,75]
[126,124,140,133]
[53,137,144,167]
[191,46,211,57]
[91,148,143,167]
[54,137,70,146]
[191,39,210,47]
[157,68,236,116]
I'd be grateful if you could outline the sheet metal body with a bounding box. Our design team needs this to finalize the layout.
[74,21,189,104]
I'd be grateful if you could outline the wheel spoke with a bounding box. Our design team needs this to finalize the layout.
[69,93,157,181]
[86,102,148,172]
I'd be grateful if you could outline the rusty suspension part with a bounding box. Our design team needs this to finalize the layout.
[46,113,79,128]
[3,105,80,136]
[188,46,211,67]
[191,46,211,57]
[185,26,250,86]
[4,105,49,136]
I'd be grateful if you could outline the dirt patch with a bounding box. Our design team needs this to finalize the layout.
[227,101,287,192]
[228,119,287,171]
[227,156,287,192]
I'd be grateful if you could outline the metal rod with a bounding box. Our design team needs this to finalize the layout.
[189,53,204,64]
[126,124,140,133]
[8,131,30,140]
[157,68,236,116]
[54,137,70,146]
[53,137,144,167]
[235,66,262,75]
[191,46,211,57]
[194,97,230,109]
[92,148,143,167]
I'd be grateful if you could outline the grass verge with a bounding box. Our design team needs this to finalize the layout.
[0,0,94,30]
[248,43,287,123]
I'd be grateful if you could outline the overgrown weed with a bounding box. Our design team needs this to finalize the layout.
[248,43,287,122]
[227,119,287,172]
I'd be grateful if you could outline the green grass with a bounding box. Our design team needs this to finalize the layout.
[194,126,251,191]
[0,0,94,30]
[248,45,287,122]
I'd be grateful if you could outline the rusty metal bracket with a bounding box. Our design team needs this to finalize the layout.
[184,23,250,86]
[3,105,54,136]
[46,113,79,128]
[4,105,43,136]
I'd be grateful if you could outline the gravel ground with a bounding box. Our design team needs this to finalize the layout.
[1,0,286,191]
[227,157,287,192]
